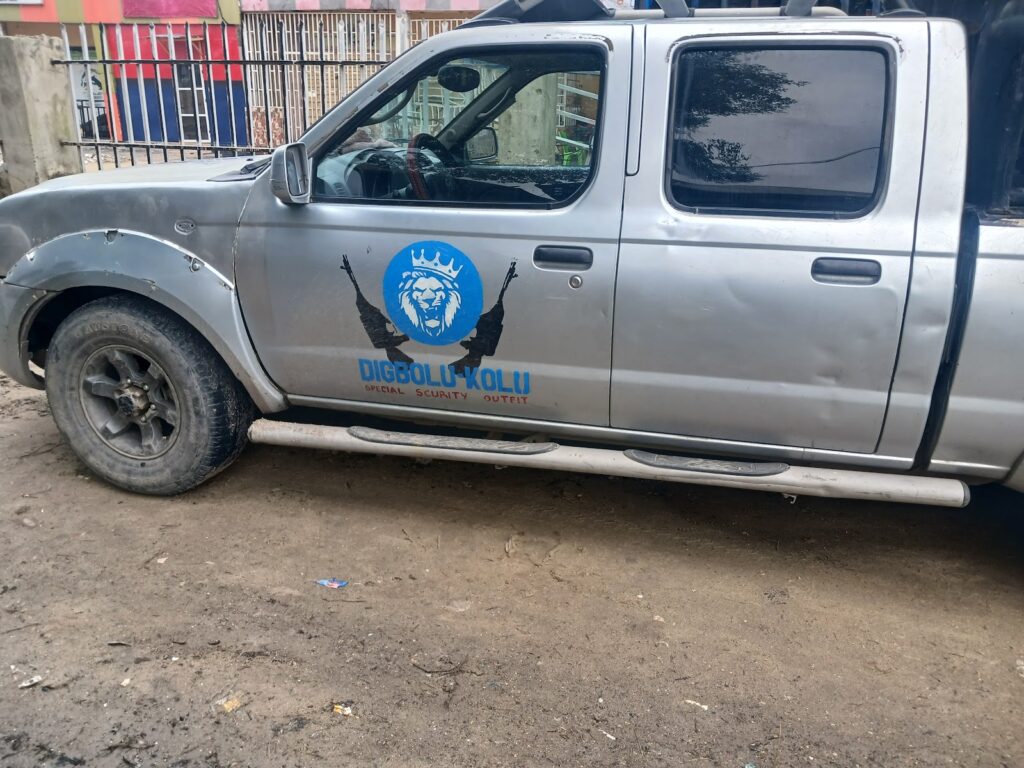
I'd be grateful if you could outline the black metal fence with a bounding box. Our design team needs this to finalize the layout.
[54,18,392,170]
[53,5,890,171]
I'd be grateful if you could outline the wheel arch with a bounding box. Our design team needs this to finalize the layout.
[5,230,287,413]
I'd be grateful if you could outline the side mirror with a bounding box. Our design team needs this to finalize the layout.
[437,64,480,93]
[465,127,498,163]
[270,142,310,204]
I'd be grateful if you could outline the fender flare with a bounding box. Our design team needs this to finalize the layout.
[4,229,287,413]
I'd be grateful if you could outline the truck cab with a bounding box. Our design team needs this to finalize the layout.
[233,2,971,470]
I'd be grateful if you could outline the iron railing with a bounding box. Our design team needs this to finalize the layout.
[57,22,266,169]
[241,12,395,148]
[52,16,469,170]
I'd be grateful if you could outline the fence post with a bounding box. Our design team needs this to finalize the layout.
[395,10,409,55]
[0,35,84,195]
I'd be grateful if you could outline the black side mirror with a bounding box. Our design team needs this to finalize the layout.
[437,64,481,93]
[465,127,498,163]
[271,142,310,205]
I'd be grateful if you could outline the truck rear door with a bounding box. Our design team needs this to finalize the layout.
[611,19,929,454]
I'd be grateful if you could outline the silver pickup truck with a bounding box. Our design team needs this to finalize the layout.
[1,0,1021,508]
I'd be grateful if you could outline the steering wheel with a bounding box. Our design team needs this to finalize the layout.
[406,133,458,201]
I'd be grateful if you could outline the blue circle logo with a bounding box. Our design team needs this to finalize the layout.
[382,240,483,347]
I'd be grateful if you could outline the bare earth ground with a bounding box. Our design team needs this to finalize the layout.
[1,372,1022,768]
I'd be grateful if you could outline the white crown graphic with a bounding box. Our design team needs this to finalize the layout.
[412,248,462,280]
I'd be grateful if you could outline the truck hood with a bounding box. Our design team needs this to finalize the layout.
[28,155,269,192]
[0,156,264,279]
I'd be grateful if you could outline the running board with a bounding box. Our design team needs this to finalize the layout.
[348,426,558,454]
[248,420,970,508]
[624,449,788,476]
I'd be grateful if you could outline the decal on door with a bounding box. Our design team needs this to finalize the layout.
[383,241,483,347]
[341,241,530,404]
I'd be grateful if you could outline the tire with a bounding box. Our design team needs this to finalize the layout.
[45,294,255,495]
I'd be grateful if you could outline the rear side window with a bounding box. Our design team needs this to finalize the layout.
[667,46,889,217]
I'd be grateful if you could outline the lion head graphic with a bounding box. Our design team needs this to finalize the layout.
[380,242,483,347]
[397,256,463,339]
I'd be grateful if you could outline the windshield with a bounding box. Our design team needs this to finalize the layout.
[361,56,512,142]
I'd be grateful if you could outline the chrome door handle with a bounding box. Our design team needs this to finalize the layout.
[533,245,593,271]
[811,258,882,285]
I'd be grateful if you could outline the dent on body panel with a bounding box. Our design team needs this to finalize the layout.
[883,255,957,407]
[668,241,899,386]
[5,184,248,280]
[612,231,905,451]
[8,230,234,292]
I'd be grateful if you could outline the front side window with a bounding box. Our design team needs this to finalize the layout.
[313,48,604,208]
[668,46,889,217]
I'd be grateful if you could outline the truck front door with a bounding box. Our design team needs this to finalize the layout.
[236,27,631,427]
[612,21,929,454]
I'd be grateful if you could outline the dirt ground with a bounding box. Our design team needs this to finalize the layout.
[1,372,1022,768]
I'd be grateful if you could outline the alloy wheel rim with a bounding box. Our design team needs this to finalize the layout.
[78,345,180,459]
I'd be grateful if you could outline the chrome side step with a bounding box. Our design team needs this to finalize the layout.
[248,420,971,508]
[348,426,558,455]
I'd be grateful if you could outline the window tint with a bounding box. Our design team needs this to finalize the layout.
[668,47,888,216]
[313,49,603,208]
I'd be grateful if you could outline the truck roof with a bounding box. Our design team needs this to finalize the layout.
[464,0,867,29]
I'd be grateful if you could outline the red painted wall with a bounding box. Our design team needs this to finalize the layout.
[122,0,217,19]
[104,23,242,81]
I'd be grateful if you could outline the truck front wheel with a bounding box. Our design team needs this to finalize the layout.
[44,294,254,495]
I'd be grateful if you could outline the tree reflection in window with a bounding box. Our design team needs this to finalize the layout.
[669,47,888,216]
[674,50,803,184]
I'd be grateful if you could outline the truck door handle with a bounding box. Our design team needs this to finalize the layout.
[811,258,882,285]
[533,245,593,271]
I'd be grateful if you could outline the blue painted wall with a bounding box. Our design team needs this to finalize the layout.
[116,79,248,148]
